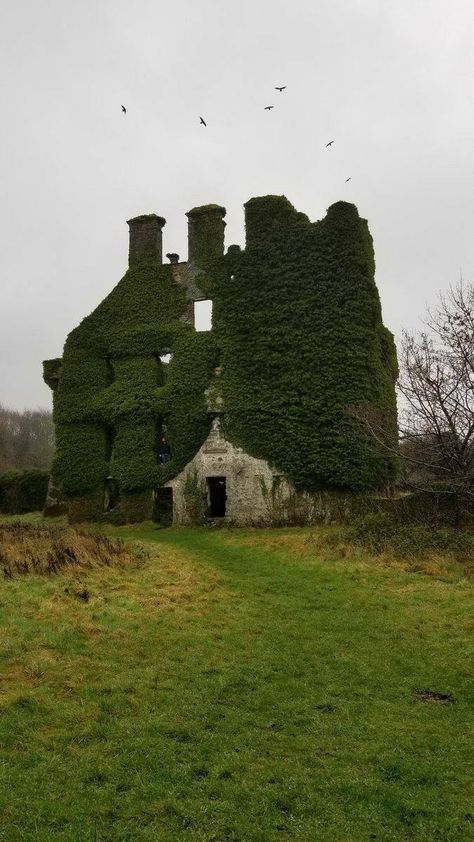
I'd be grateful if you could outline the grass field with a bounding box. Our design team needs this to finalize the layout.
[0,517,473,841]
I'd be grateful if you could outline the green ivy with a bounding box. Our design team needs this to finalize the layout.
[47,255,218,518]
[214,196,397,492]
[45,195,397,522]
[186,204,226,294]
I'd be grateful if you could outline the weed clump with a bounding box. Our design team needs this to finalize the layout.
[0,521,136,578]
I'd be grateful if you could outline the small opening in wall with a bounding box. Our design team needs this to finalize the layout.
[207,476,226,518]
[155,356,166,386]
[105,355,115,386]
[105,426,116,462]
[156,420,172,466]
[194,299,213,331]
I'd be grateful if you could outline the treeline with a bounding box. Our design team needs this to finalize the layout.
[0,404,54,471]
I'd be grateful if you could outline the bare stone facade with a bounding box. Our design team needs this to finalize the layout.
[163,416,293,525]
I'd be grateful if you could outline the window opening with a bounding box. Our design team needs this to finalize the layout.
[105,355,115,386]
[104,477,120,511]
[194,299,213,331]
[105,426,116,462]
[158,432,172,465]
[207,476,226,518]
[154,356,165,386]
[153,487,173,525]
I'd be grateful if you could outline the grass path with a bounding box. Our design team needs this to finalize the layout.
[0,523,473,840]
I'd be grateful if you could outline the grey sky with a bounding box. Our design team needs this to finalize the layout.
[1,0,473,410]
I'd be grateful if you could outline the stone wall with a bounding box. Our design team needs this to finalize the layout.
[162,416,294,526]
[169,261,207,328]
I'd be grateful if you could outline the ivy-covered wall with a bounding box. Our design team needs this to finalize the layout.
[44,195,397,523]
[214,196,398,492]
[186,204,226,293]
[44,211,220,522]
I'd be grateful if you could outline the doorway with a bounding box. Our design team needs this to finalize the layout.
[153,487,173,525]
[207,476,226,518]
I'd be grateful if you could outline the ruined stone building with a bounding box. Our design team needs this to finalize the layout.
[43,196,398,524]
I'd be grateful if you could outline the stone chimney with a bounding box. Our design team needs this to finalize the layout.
[127,214,166,266]
[185,204,226,271]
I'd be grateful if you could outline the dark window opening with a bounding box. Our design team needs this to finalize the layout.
[153,487,173,525]
[155,356,166,387]
[104,477,120,511]
[105,355,115,386]
[155,420,172,466]
[105,426,116,462]
[207,476,226,518]
[159,437,172,465]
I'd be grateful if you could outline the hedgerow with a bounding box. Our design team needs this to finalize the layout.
[0,469,50,513]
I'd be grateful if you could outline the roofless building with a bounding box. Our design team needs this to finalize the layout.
[43,196,398,524]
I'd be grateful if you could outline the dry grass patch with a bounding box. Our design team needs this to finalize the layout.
[134,553,232,614]
[0,528,235,708]
[0,521,137,578]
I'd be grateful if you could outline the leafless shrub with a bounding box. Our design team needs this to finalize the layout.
[0,404,54,471]
[352,282,474,525]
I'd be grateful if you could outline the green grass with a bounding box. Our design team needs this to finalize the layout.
[0,518,473,841]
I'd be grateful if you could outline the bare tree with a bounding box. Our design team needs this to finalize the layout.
[352,282,474,524]
[0,404,54,472]
[400,283,474,516]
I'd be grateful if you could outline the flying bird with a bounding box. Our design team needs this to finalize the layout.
[326,140,334,146]
[345,177,351,183]
[121,105,126,114]
[264,105,274,110]
[275,86,286,92]
[199,116,207,126]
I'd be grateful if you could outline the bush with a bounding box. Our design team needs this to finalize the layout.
[0,470,49,514]
[345,511,474,560]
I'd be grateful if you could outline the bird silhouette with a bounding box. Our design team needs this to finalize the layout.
[264,105,274,111]
[326,140,334,146]
[345,177,351,183]
[199,116,207,126]
[275,86,286,92]
[121,105,126,114]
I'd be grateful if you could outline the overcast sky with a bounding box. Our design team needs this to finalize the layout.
[1,0,473,410]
